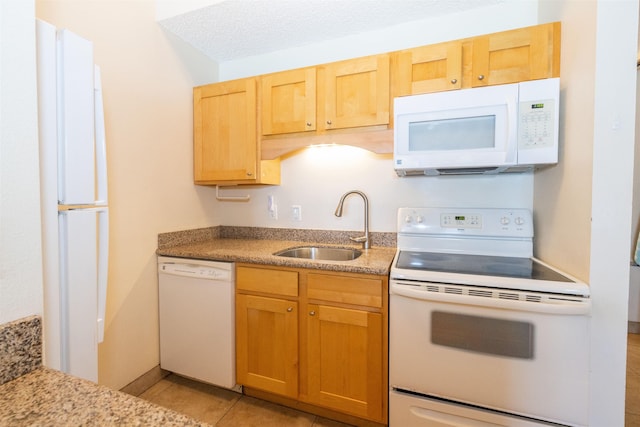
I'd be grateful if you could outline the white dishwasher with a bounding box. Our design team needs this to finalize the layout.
[157,256,237,390]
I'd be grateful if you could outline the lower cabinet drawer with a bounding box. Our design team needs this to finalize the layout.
[237,265,298,296]
[307,273,383,308]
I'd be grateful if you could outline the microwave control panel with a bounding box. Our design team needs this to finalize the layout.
[516,78,560,166]
[518,99,556,149]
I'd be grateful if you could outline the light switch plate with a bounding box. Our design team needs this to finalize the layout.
[292,205,302,221]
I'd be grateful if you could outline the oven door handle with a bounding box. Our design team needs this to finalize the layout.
[390,281,591,315]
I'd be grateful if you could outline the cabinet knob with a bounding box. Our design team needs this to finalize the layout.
[477,74,485,80]
[326,120,332,125]
[306,122,312,127]
[246,172,253,177]
[287,307,293,312]
[309,310,316,316]
[450,78,457,84]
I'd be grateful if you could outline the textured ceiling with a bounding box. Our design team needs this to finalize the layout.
[159,0,504,62]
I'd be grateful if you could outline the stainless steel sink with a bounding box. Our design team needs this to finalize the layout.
[274,246,362,261]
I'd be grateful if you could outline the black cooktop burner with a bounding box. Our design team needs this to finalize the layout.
[395,251,573,282]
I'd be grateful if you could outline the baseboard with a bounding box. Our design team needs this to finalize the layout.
[119,365,170,396]
[630,321,640,334]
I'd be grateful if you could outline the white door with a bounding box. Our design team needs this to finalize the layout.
[59,209,99,382]
[57,28,96,205]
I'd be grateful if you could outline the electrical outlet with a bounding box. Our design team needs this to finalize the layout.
[292,205,302,221]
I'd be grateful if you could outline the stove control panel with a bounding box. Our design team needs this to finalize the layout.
[441,213,482,229]
[398,207,533,237]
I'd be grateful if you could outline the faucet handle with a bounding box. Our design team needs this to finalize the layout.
[350,236,370,249]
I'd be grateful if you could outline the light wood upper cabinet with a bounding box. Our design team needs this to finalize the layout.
[261,54,390,137]
[317,54,390,131]
[197,23,560,163]
[193,78,280,185]
[261,68,317,135]
[391,22,560,97]
[471,22,561,87]
[391,40,464,97]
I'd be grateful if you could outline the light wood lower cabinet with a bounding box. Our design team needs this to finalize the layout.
[235,294,298,399]
[305,304,383,421]
[235,264,388,425]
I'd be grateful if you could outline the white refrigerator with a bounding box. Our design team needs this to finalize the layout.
[36,19,109,383]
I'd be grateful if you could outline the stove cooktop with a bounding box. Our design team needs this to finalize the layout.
[395,251,573,283]
[392,207,590,296]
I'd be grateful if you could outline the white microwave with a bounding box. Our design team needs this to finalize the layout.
[394,78,560,176]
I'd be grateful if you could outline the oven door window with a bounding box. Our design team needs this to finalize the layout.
[431,311,534,359]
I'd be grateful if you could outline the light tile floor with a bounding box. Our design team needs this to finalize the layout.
[138,374,352,426]
[138,333,640,426]
[627,332,640,427]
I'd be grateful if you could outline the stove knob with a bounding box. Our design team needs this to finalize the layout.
[404,215,413,223]
[500,216,510,225]
[515,217,525,226]
[416,215,424,224]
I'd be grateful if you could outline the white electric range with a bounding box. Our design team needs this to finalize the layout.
[389,207,590,427]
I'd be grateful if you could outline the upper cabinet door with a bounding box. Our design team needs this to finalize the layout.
[193,78,258,183]
[318,54,390,131]
[391,41,463,97]
[471,22,561,87]
[261,68,316,135]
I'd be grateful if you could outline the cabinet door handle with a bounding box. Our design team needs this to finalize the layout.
[287,307,293,312]
[326,120,332,125]
[309,310,316,316]
[477,74,485,80]
[450,78,457,84]
[306,122,312,127]
[246,172,253,177]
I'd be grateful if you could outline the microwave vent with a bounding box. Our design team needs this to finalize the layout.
[437,167,501,175]
[395,165,535,177]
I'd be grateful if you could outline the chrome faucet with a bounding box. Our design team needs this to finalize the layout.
[334,190,370,249]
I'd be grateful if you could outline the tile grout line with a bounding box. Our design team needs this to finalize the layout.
[213,393,244,426]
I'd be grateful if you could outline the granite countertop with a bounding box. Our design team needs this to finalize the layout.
[0,367,211,427]
[157,237,396,275]
[0,316,209,427]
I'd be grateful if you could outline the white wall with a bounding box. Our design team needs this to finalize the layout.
[155,0,223,21]
[587,2,637,424]
[219,1,538,81]
[536,1,638,425]
[0,0,43,324]
[211,148,533,232]
[215,2,639,425]
[7,6,633,427]
[533,4,596,281]
[210,3,540,233]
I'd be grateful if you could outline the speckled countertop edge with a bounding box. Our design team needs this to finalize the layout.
[157,229,396,275]
[157,226,397,275]
[0,316,42,385]
[158,226,396,249]
[0,316,210,426]
[0,367,212,427]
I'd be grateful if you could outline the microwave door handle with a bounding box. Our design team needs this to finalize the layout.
[507,94,519,163]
